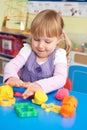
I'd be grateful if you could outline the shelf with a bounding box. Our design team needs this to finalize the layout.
[0,53,14,61]
[0,54,13,76]
[68,51,87,67]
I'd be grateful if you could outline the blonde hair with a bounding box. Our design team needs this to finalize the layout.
[30,9,72,56]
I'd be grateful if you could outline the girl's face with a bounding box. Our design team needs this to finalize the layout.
[31,36,59,59]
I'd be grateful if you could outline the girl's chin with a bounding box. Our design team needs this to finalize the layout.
[38,55,46,58]
[37,54,47,58]
[37,52,46,56]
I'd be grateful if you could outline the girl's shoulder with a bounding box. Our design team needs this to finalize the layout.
[56,48,66,56]
[54,48,67,64]
[19,43,32,60]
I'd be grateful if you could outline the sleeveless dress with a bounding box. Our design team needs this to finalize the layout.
[20,48,58,82]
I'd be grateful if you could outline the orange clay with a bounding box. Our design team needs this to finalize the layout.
[62,96,78,108]
[60,104,76,117]
[60,96,78,117]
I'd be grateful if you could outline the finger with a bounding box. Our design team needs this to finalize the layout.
[4,81,14,86]
[22,90,34,99]
[21,82,31,88]
[16,80,26,88]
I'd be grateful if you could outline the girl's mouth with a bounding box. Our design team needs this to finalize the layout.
[38,49,45,52]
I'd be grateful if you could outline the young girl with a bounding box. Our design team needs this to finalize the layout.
[4,9,72,99]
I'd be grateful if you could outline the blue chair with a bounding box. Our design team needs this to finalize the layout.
[68,65,87,93]
[0,76,3,85]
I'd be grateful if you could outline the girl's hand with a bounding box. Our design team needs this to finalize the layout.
[5,77,26,87]
[22,82,43,99]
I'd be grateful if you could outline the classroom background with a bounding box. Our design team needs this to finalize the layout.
[0,1,87,130]
[0,0,87,44]
[0,0,87,93]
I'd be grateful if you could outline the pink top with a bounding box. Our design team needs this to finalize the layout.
[4,44,68,93]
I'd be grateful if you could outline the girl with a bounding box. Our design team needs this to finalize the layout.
[4,9,72,99]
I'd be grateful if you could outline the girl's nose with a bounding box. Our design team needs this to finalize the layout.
[38,41,44,48]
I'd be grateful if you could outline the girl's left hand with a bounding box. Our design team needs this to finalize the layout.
[22,82,43,99]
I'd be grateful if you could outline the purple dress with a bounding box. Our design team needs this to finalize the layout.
[20,48,57,82]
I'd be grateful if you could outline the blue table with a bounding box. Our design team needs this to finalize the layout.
[0,90,86,130]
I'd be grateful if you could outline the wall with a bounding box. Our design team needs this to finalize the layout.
[0,0,7,30]
[0,1,87,45]
[27,13,87,44]
[63,16,87,44]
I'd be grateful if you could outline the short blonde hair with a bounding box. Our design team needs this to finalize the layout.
[30,9,72,56]
[30,9,63,37]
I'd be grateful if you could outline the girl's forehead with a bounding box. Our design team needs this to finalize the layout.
[33,36,51,39]
[32,31,57,38]
[32,35,57,40]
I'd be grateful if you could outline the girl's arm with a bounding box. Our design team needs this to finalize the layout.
[3,54,26,82]
[22,62,67,99]
[36,63,67,93]
[3,44,31,82]
[22,48,68,99]
[36,49,68,93]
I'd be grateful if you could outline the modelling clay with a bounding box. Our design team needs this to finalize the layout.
[60,96,78,117]
[32,91,48,105]
[14,92,22,97]
[0,84,13,98]
[55,88,69,100]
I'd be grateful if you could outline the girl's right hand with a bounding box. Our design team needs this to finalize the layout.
[5,77,25,87]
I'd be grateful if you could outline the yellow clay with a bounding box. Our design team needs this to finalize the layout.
[0,84,13,98]
[32,91,48,105]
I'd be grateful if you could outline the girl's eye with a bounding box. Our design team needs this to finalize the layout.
[34,38,40,41]
[45,41,51,44]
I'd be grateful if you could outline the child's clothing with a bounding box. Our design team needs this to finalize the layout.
[4,44,68,93]
[20,47,56,82]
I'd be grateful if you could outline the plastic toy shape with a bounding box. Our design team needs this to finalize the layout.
[60,96,78,117]
[41,103,61,113]
[0,85,13,98]
[0,96,15,106]
[14,103,38,118]
[55,88,69,100]
[32,91,48,105]
[41,103,54,112]
[51,105,61,113]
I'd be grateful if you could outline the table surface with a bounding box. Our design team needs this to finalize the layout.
[0,90,86,130]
